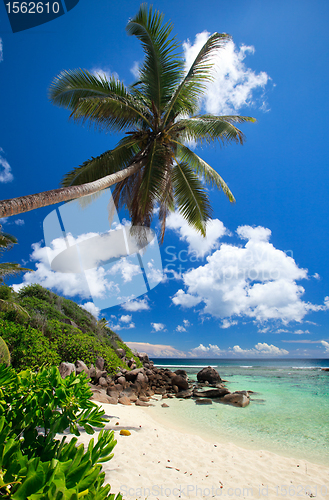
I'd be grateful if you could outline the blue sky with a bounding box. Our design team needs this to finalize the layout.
[1,0,329,358]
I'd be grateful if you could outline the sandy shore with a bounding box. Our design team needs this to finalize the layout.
[79,400,329,500]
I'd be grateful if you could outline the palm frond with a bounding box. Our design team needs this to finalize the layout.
[174,142,235,202]
[61,136,141,187]
[0,263,32,282]
[49,69,152,131]
[164,32,231,123]
[126,4,184,115]
[172,115,255,145]
[172,161,211,236]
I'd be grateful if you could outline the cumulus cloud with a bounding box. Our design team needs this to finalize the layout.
[320,340,329,353]
[172,224,328,325]
[81,302,100,318]
[183,32,270,115]
[232,342,289,356]
[121,298,150,312]
[151,322,166,332]
[166,213,228,258]
[120,314,132,323]
[14,219,24,226]
[125,341,187,358]
[0,149,13,183]
[190,343,223,357]
[12,238,119,300]
[294,329,311,335]
[109,258,142,283]
[0,38,3,62]
[176,325,186,332]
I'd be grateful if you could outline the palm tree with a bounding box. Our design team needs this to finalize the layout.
[0,4,255,241]
[0,225,31,283]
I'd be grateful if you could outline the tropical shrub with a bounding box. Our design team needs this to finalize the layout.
[0,364,122,499]
[0,336,10,366]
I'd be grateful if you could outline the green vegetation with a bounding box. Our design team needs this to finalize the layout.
[0,337,10,366]
[0,283,142,373]
[0,364,122,499]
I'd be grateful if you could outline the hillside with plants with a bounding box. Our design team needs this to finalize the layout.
[0,283,141,374]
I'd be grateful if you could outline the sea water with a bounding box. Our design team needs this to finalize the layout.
[149,359,329,466]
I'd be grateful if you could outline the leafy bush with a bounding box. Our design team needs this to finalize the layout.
[0,319,61,370]
[18,283,55,303]
[0,364,122,499]
[0,336,10,366]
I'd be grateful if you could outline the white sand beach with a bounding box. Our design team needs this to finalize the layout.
[81,400,329,500]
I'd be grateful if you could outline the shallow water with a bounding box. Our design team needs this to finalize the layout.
[150,358,329,466]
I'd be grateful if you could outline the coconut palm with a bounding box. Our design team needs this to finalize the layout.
[0,4,255,241]
[0,226,31,283]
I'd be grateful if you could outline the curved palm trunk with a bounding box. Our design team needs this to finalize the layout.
[0,162,142,218]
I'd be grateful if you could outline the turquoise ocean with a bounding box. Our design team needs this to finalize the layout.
[150,358,329,466]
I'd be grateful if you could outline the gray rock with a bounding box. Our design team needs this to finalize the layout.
[135,399,153,407]
[106,388,119,399]
[59,362,76,379]
[117,348,126,358]
[125,368,144,381]
[137,352,149,363]
[197,366,221,385]
[90,393,112,404]
[161,403,169,408]
[75,360,90,377]
[171,375,189,391]
[195,398,213,405]
[176,390,193,399]
[117,376,126,387]
[193,388,230,398]
[222,392,250,408]
[98,377,108,388]
[89,364,96,378]
[95,356,105,371]
[118,396,131,405]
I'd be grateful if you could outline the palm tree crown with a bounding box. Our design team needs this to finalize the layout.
[49,4,255,241]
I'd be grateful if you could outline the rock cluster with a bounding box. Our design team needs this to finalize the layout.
[58,357,250,408]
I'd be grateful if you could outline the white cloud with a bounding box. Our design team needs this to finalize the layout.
[0,149,13,183]
[166,212,228,258]
[183,319,190,327]
[221,319,238,329]
[125,341,186,358]
[14,219,24,226]
[172,289,202,308]
[121,298,150,312]
[110,321,135,331]
[293,329,311,335]
[233,342,289,356]
[91,67,119,82]
[176,325,186,332]
[190,343,223,357]
[320,340,329,353]
[120,314,132,323]
[12,239,117,299]
[109,257,142,283]
[151,322,166,332]
[130,61,140,79]
[183,32,270,115]
[81,302,100,319]
[172,224,327,325]
[0,38,3,62]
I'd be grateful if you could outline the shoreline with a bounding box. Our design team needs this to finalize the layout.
[80,401,329,500]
